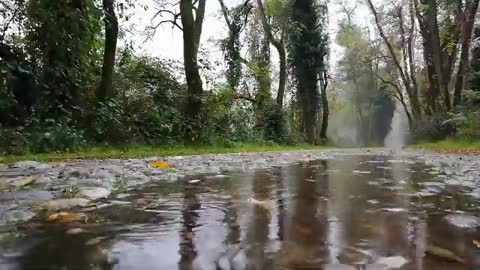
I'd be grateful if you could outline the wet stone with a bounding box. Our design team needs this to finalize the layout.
[0,190,54,201]
[0,208,35,225]
[78,187,111,200]
[47,198,91,211]
[13,161,50,170]
[444,214,480,230]
[375,256,408,269]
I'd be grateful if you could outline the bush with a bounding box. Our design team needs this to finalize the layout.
[0,126,29,155]
[28,119,87,153]
[0,119,87,155]
[448,90,480,139]
[411,113,455,142]
[94,96,184,146]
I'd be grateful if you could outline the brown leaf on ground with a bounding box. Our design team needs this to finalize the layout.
[47,212,87,223]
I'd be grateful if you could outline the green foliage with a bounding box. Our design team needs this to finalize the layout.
[0,119,87,155]
[411,114,455,142]
[94,95,183,146]
[63,185,81,198]
[112,178,128,194]
[447,90,480,139]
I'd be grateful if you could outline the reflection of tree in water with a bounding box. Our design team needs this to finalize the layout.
[178,183,201,270]
[245,170,273,270]
[18,225,114,270]
[274,167,285,242]
[280,160,328,268]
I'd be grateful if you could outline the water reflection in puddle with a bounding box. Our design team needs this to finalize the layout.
[2,155,480,269]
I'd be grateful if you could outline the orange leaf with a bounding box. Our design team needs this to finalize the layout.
[150,161,174,169]
[47,212,87,223]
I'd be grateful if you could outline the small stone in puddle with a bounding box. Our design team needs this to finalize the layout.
[352,170,371,174]
[375,256,408,268]
[444,214,480,229]
[78,187,111,200]
[381,208,407,213]
[86,236,107,246]
[66,228,85,235]
[188,179,201,184]
[207,174,228,180]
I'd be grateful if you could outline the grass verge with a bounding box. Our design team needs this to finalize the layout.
[410,138,480,152]
[0,143,333,163]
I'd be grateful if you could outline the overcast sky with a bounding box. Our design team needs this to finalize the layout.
[123,0,371,73]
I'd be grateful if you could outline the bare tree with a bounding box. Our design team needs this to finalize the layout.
[152,0,207,142]
[366,0,422,123]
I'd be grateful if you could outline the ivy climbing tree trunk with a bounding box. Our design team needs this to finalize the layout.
[180,0,206,143]
[98,0,118,102]
[454,0,480,107]
[256,0,286,109]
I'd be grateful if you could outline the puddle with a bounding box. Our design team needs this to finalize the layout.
[1,155,480,269]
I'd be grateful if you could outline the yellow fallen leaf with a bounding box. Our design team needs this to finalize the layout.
[150,161,174,169]
[426,244,465,264]
[473,240,480,248]
[47,212,87,223]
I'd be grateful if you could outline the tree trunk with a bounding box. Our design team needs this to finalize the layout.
[98,0,118,102]
[180,0,206,143]
[319,71,329,140]
[454,0,480,107]
[256,0,286,108]
[276,45,287,108]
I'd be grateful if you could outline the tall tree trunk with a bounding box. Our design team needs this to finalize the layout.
[454,0,480,107]
[180,0,206,143]
[276,46,287,108]
[98,0,118,102]
[256,0,286,108]
[319,71,329,140]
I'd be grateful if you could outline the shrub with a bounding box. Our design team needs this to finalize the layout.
[448,90,480,139]
[411,113,455,142]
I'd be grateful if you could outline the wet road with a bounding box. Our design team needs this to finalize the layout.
[1,155,480,269]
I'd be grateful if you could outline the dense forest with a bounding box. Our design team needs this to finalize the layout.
[1,0,480,155]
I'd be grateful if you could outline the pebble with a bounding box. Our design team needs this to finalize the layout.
[78,187,111,200]
[375,256,408,268]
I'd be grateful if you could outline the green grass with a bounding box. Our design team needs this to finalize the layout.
[0,143,333,163]
[410,138,480,151]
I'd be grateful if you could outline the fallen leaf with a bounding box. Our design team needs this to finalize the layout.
[426,244,465,264]
[473,240,480,248]
[47,212,87,223]
[150,161,174,169]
